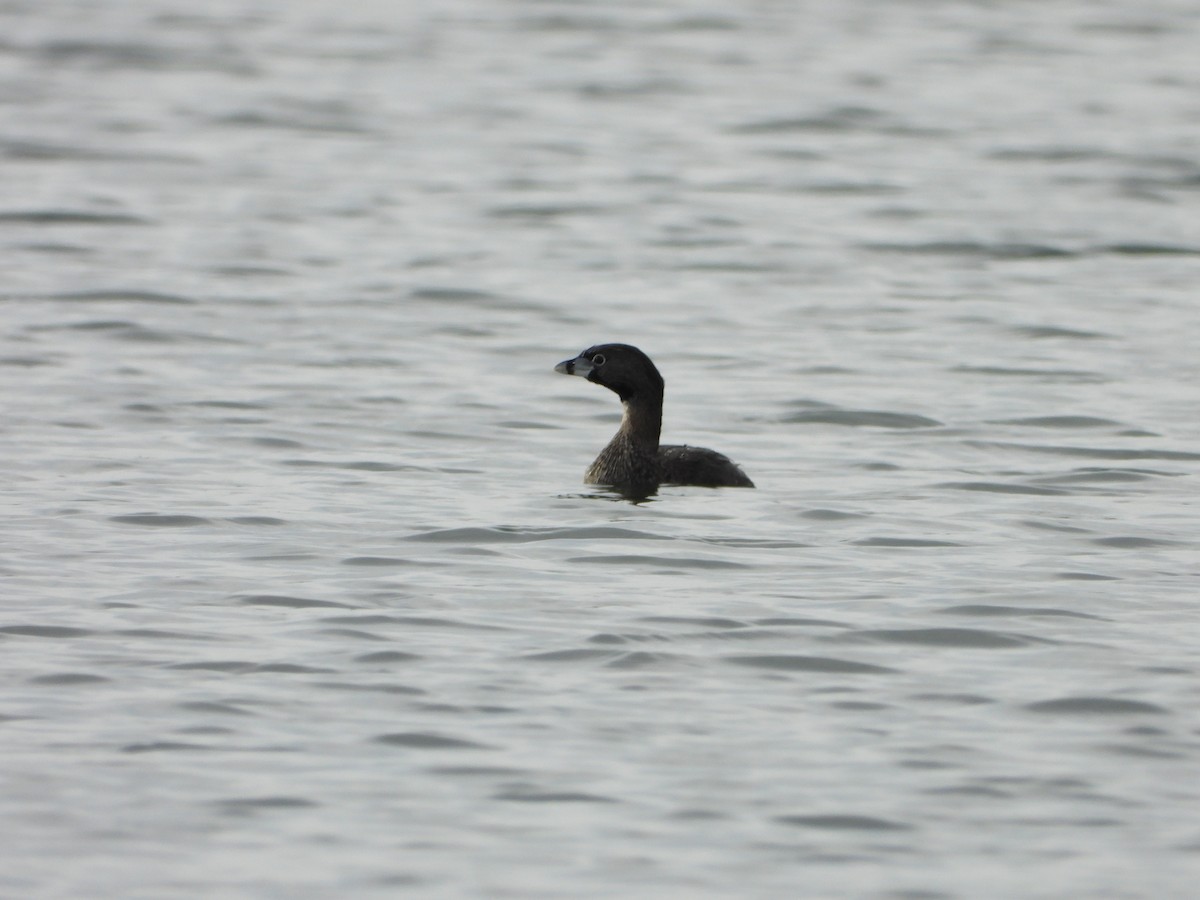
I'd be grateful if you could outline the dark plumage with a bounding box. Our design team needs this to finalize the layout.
[555,343,754,495]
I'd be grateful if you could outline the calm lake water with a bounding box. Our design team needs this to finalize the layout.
[3,0,1199,896]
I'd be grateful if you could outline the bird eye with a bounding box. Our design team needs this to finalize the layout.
[592,353,606,366]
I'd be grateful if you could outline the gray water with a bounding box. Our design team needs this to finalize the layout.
[3,0,1200,896]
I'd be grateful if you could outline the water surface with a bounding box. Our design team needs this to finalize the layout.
[2,1,1199,896]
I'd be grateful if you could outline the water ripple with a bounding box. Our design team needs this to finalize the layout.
[639,615,748,629]
[237,595,352,609]
[776,814,912,831]
[1010,326,1111,341]
[0,210,151,225]
[110,514,213,527]
[0,625,92,638]
[407,526,668,543]
[726,655,896,674]
[840,628,1044,649]
[998,415,1123,428]
[123,741,216,754]
[937,481,1068,496]
[523,648,619,663]
[30,673,109,685]
[215,797,318,812]
[938,604,1105,621]
[782,409,942,429]
[1026,697,1169,716]
[864,240,1075,260]
[1091,536,1185,549]
[854,537,965,548]
[354,651,421,664]
[494,787,616,803]
[374,732,492,750]
[567,554,749,569]
[953,367,1108,384]
[968,441,1200,461]
[319,615,506,631]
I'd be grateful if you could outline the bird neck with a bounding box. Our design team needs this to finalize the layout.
[619,392,663,453]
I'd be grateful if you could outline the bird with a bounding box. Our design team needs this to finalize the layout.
[555,343,754,496]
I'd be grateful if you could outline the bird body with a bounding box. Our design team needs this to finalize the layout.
[555,343,754,495]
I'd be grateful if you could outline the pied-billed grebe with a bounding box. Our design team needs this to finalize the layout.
[555,343,754,493]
